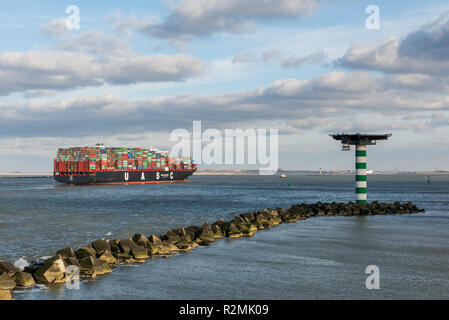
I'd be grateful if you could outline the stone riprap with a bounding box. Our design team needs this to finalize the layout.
[0,201,424,300]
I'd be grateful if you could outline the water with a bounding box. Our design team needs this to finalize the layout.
[0,174,448,299]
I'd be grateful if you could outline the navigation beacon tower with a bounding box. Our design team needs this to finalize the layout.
[329,133,392,204]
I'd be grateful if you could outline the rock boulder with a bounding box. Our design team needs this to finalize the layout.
[0,272,16,290]
[79,256,111,277]
[12,271,35,287]
[226,223,243,238]
[119,238,149,260]
[161,230,182,243]
[132,234,151,248]
[0,261,20,277]
[148,234,163,246]
[97,251,118,266]
[56,247,76,258]
[0,289,13,300]
[75,246,97,260]
[32,255,67,284]
[91,239,111,255]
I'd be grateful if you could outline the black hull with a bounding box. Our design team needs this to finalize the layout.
[54,170,195,185]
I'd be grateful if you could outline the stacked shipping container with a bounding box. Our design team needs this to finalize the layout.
[54,144,195,173]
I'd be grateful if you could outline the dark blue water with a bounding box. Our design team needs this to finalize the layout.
[0,174,448,299]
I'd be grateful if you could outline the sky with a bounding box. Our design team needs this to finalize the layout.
[1,0,449,172]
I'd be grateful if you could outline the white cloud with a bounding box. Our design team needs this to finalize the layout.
[58,31,133,56]
[2,71,449,138]
[261,49,281,62]
[0,51,205,96]
[40,18,68,37]
[41,18,134,57]
[0,132,172,159]
[232,52,256,64]
[22,89,59,99]
[338,13,449,76]
[135,0,318,41]
[232,49,281,64]
[281,50,328,68]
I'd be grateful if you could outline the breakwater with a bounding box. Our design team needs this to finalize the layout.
[0,201,424,300]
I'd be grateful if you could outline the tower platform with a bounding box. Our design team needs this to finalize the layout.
[330,133,392,203]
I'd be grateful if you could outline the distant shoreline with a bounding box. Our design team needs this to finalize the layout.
[1,170,448,178]
[196,170,449,176]
[0,172,52,178]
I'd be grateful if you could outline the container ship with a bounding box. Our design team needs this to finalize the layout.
[53,144,196,185]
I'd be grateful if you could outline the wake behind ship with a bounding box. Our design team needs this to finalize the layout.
[53,144,196,185]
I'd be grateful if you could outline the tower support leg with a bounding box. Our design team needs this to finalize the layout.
[355,145,367,203]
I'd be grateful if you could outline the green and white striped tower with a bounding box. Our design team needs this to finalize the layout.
[329,133,391,204]
[355,145,367,203]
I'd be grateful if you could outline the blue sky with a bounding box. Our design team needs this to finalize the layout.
[1,0,449,171]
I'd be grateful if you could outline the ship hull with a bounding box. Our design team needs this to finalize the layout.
[54,170,195,185]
